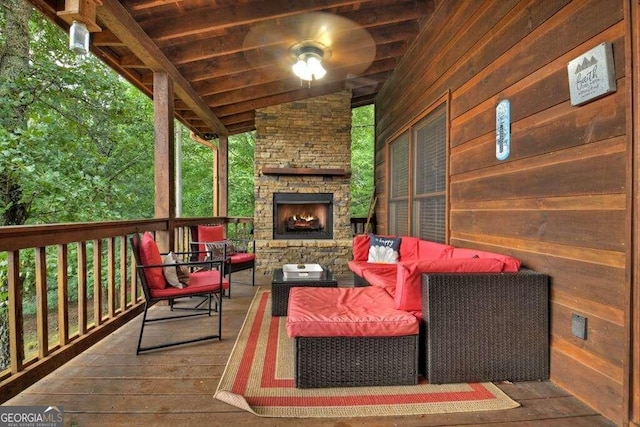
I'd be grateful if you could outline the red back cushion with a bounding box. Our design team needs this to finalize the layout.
[398,236,420,261]
[198,225,225,242]
[417,240,454,259]
[139,232,166,290]
[352,234,371,261]
[394,258,505,311]
[449,247,521,272]
[197,225,225,261]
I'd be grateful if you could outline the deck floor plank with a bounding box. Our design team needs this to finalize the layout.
[4,271,615,426]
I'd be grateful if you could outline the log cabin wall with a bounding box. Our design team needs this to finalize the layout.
[375,0,632,424]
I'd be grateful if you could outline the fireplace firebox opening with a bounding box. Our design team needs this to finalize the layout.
[273,193,333,239]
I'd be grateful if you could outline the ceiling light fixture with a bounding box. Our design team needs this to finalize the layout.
[291,44,328,83]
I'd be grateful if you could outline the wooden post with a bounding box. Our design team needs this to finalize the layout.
[218,134,228,217]
[153,72,175,251]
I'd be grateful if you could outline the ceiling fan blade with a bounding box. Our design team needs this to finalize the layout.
[243,12,376,78]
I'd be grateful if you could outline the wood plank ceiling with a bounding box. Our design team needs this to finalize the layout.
[28,0,433,137]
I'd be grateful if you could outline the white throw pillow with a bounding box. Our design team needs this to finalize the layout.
[163,252,185,289]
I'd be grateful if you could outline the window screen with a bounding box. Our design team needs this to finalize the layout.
[413,104,446,242]
[388,132,409,235]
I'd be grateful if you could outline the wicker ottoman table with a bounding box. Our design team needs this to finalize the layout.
[271,266,338,316]
[286,286,419,388]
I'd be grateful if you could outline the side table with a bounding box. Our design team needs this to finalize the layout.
[271,266,338,316]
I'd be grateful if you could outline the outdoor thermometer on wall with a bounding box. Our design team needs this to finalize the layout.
[496,99,510,161]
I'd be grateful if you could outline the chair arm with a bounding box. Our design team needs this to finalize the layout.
[421,269,549,384]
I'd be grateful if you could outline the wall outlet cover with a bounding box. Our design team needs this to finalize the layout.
[571,313,587,340]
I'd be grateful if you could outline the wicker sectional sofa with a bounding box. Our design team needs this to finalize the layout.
[344,234,550,384]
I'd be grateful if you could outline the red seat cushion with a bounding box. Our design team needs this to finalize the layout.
[149,270,229,298]
[362,266,398,295]
[139,233,166,290]
[229,252,255,264]
[286,287,418,338]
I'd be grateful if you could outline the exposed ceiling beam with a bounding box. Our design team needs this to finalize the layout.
[97,0,228,136]
[139,0,382,42]
[163,3,422,66]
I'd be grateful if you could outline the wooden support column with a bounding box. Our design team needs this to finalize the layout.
[630,0,640,423]
[218,134,228,216]
[153,72,175,251]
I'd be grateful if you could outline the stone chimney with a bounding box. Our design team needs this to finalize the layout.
[254,90,353,276]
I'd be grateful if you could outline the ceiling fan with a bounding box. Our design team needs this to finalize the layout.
[242,12,376,85]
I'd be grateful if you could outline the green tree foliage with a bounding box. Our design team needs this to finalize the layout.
[1,11,155,225]
[350,105,374,217]
[180,132,214,217]
[228,132,255,218]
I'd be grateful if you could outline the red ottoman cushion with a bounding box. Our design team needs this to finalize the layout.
[286,287,418,338]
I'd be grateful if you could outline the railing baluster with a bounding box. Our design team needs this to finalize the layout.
[107,237,116,319]
[93,239,103,326]
[77,242,88,335]
[35,247,49,358]
[8,250,24,374]
[130,250,138,305]
[57,244,69,346]
[119,237,127,312]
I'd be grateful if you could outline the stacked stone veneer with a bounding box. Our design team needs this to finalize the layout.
[254,90,353,276]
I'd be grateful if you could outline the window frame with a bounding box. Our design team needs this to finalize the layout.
[385,94,449,242]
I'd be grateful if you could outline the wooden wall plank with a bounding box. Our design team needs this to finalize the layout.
[551,303,626,370]
[551,348,623,424]
[450,209,625,251]
[451,77,626,175]
[450,138,626,202]
[375,1,630,422]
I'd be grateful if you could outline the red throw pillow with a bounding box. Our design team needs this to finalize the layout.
[139,232,166,290]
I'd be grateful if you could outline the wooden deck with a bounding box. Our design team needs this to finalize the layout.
[4,271,614,426]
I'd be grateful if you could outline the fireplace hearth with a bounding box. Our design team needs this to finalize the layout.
[273,193,333,239]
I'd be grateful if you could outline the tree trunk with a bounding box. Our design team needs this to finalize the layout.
[0,0,31,226]
[0,0,32,370]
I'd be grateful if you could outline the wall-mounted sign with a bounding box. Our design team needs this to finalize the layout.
[496,99,510,161]
[567,42,616,106]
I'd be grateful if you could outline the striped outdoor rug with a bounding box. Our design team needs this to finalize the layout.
[214,288,520,418]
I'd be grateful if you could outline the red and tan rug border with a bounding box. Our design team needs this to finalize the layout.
[215,288,520,418]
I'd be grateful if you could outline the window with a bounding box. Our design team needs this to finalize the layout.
[388,132,409,236]
[413,104,446,242]
[387,102,447,242]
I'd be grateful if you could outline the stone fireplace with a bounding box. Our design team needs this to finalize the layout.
[254,90,353,276]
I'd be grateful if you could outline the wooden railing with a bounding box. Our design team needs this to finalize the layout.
[0,214,361,402]
[0,216,251,402]
[350,216,376,235]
